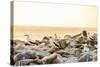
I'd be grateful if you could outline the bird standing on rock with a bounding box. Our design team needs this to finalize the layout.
[24,34,37,45]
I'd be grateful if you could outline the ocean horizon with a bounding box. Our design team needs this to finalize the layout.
[13,25,97,41]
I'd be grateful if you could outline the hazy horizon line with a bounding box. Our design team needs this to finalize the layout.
[14,25,97,29]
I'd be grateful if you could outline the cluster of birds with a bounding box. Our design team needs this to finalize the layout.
[10,30,97,66]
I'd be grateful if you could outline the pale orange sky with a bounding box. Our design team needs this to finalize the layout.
[14,2,97,28]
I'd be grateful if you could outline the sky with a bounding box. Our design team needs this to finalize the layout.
[14,1,97,28]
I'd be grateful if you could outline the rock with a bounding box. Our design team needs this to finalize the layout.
[48,46,59,53]
[11,31,97,66]
[14,50,37,62]
[56,50,70,58]
[52,54,63,64]
[78,50,97,62]
[82,30,87,37]
[58,39,69,49]
[64,48,81,57]
[41,53,57,64]
[69,39,77,48]
[78,54,93,62]
[64,55,78,63]
[36,50,50,57]
[15,59,36,66]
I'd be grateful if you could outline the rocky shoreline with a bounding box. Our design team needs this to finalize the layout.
[10,30,97,66]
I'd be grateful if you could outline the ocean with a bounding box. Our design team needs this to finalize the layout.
[13,25,97,41]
